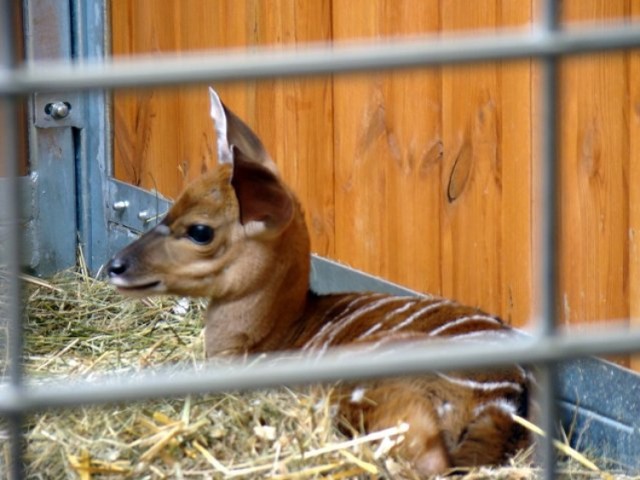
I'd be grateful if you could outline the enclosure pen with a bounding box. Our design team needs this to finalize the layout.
[2,0,640,479]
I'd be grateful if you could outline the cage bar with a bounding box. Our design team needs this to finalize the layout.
[0,1,25,478]
[536,1,561,478]
[1,1,640,477]
[0,23,640,94]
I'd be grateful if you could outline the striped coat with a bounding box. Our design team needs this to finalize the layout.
[292,292,530,469]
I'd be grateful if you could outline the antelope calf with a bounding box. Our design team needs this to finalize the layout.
[107,88,530,475]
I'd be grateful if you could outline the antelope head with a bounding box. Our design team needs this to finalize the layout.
[107,89,311,337]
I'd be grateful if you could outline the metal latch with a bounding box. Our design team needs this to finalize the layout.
[34,93,83,128]
[44,101,72,119]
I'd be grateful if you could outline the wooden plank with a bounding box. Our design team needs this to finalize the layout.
[530,0,543,330]
[175,1,248,185]
[111,0,335,256]
[111,1,252,198]
[110,1,638,365]
[441,1,533,327]
[332,0,443,295]
[629,0,640,371]
[558,0,629,335]
[249,0,336,257]
[111,0,189,199]
[498,1,534,327]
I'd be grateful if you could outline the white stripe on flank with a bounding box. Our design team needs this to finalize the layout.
[443,329,516,343]
[323,296,401,342]
[383,300,416,321]
[302,320,334,351]
[428,314,502,337]
[316,296,406,356]
[356,322,383,340]
[390,299,451,332]
[342,331,425,357]
[356,300,417,339]
[437,373,523,393]
[473,399,518,418]
[304,294,375,350]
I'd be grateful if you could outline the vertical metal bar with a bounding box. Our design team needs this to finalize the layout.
[24,0,78,276]
[72,0,113,275]
[537,1,560,479]
[0,0,24,478]
[71,0,93,267]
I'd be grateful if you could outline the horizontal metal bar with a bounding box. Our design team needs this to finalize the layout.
[1,23,640,95]
[1,326,639,415]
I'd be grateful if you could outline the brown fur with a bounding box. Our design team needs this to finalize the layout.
[107,89,530,476]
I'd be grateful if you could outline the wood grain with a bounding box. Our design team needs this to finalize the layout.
[559,0,630,332]
[249,0,336,257]
[441,1,533,326]
[332,0,443,296]
[499,1,535,328]
[111,0,335,256]
[111,0,212,198]
[110,1,639,368]
[629,0,640,371]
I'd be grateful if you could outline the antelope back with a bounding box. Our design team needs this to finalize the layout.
[296,292,531,471]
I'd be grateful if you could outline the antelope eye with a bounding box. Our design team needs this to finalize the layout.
[186,224,214,245]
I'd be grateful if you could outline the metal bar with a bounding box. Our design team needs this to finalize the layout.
[72,0,113,275]
[71,0,93,269]
[537,1,561,478]
[23,0,78,276]
[0,4,636,477]
[0,0,24,477]
[1,327,640,415]
[0,23,640,94]
[538,3,560,340]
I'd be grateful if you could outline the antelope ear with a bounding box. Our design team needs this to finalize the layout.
[209,87,233,165]
[208,86,278,174]
[231,148,293,237]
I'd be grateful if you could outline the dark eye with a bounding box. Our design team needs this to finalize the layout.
[186,224,214,244]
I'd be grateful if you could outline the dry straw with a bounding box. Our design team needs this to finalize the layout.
[1,260,635,479]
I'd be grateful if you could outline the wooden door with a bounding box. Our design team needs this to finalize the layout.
[111,0,640,369]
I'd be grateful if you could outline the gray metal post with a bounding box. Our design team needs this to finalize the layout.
[537,1,560,478]
[23,0,79,276]
[0,1,24,478]
[70,0,113,275]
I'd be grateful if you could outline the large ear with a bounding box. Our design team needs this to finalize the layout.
[209,87,233,165]
[208,86,278,174]
[231,148,293,237]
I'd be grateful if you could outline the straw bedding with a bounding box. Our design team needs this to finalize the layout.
[2,262,634,479]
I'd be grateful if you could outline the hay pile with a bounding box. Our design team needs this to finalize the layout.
[4,263,631,478]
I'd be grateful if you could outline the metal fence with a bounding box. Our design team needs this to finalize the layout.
[2,1,640,479]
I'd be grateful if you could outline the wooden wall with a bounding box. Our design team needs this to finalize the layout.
[111,0,640,369]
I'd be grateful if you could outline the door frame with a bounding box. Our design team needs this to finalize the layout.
[23,0,170,276]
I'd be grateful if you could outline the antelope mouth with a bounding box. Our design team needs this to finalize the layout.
[110,277,163,293]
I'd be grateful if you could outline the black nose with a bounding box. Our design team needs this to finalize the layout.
[107,257,128,277]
